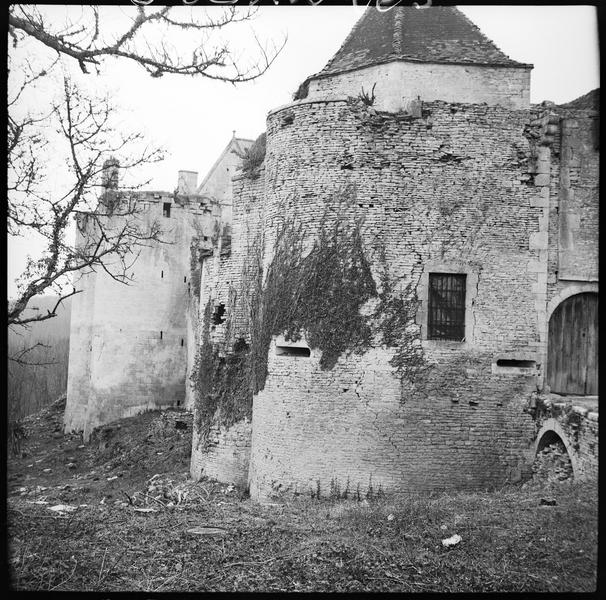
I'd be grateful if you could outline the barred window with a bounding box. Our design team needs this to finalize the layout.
[428,273,466,341]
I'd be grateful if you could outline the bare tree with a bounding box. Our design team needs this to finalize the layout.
[8,74,164,327]
[8,4,284,81]
[7,4,285,328]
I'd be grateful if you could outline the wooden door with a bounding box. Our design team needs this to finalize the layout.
[547,293,598,395]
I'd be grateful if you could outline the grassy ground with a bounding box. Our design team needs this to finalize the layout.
[7,398,598,592]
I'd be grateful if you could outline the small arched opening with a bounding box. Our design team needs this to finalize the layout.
[533,429,574,484]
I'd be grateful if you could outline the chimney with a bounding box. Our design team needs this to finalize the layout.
[177,170,198,195]
[102,157,120,189]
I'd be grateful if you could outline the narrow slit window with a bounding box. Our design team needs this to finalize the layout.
[180,338,184,347]
[163,202,171,218]
[428,273,466,341]
[496,359,535,369]
[276,346,311,357]
[183,276,187,283]
[161,270,164,278]
[160,331,163,340]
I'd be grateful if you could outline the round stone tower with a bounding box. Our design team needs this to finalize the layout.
[246,6,543,501]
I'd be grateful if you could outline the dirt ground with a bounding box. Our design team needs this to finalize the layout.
[6,398,598,592]
[7,395,195,507]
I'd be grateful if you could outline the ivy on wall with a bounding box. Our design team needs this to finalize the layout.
[233,132,266,180]
[192,187,427,442]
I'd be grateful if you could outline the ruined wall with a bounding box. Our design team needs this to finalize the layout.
[191,420,253,487]
[184,291,200,411]
[307,62,531,111]
[190,171,265,484]
[557,111,599,282]
[534,399,599,481]
[64,194,217,439]
[248,97,546,500]
[545,103,599,312]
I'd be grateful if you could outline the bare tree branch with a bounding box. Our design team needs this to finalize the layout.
[9,5,285,81]
[8,76,165,327]
[9,342,58,366]
[8,5,284,327]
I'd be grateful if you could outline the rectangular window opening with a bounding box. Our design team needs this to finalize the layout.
[496,359,536,369]
[276,346,311,357]
[180,338,184,347]
[428,273,466,341]
[160,331,163,340]
[161,270,164,278]
[183,276,187,283]
[163,202,171,218]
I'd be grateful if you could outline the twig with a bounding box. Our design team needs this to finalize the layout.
[142,493,167,508]
[222,548,305,569]
[97,547,108,585]
[16,513,70,519]
[50,558,78,591]
[153,569,182,592]
[382,571,411,585]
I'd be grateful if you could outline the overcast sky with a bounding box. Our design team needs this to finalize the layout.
[7,4,600,298]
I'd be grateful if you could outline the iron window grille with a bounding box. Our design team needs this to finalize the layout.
[428,273,466,341]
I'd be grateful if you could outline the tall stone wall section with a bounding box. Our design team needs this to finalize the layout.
[555,108,599,283]
[545,102,599,319]
[64,217,98,432]
[65,193,216,439]
[190,171,265,484]
[248,97,547,500]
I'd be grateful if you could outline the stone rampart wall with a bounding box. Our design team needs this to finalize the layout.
[248,97,547,500]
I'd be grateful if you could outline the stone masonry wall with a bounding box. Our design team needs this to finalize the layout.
[248,97,546,500]
[190,420,252,487]
[556,110,599,283]
[64,217,98,432]
[65,193,217,439]
[534,399,599,481]
[189,171,265,484]
[545,104,599,317]
[307,62,531,111]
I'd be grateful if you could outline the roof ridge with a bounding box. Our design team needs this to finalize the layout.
[393,7,404,56]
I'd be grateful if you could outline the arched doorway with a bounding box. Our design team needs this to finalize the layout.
[547,292,598,395]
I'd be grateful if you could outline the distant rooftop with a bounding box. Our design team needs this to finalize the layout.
[196,136,254,194]
[314,6,532,79]
[558,88,600,111]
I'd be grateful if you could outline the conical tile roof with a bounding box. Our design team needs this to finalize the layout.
[316,6,531,78]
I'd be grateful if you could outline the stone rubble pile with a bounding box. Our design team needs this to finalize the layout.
[532,441,573,484]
